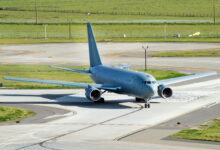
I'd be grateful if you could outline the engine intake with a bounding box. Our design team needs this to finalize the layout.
[85,86,102,101]
[157,84,173,98]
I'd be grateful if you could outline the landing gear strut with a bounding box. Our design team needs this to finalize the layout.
[144,98,151,108]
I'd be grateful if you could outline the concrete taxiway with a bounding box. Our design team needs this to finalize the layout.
[0,42,220,73]
[0,77,220,150]
[0,42,220,150]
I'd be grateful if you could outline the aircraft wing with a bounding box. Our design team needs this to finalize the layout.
[4,77,121,91]
[50,65,91,75]
[158,71,217,85]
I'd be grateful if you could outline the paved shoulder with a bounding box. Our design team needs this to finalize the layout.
[0,104,73,125]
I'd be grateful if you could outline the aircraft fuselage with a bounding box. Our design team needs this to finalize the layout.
[90,65,156,98]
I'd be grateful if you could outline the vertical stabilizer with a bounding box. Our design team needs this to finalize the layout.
[87,23,102,67]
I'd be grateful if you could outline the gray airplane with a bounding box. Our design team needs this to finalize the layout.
[4,23,217,108]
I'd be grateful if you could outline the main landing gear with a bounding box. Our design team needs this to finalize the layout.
[135,97,151,108]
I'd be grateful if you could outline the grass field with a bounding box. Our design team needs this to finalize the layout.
[0,0,219,22]
[0,24,219,42]
[0,1,219,43]
[0,106,35,123]
[170,118,220,142]
[0,64,186,89]
[151,50,220,57]
[0,38,220,44]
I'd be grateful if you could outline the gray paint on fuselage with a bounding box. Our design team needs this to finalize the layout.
[90,65,155,98]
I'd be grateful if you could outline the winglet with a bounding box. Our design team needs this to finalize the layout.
[87,23,102,67]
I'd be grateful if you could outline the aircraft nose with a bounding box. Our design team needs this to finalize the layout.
[144,85,155,97]
[149,86,155,97]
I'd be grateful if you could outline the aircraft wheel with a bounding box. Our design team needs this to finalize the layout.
[144,103,150,108]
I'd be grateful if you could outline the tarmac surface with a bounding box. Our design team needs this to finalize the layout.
[121,103,220,150]
[0,42,220,73]
[0,42,220,150]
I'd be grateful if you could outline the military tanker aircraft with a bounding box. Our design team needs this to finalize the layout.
[4,23,217,108]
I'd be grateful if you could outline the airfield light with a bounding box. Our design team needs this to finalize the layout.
[35,0,38,24]
[213,0,216,24]
[164,24,167,39]
[69,22,72,39]
[44,25,47,39]
[142,45,149,71]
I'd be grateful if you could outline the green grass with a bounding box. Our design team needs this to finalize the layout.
[170,118,220,142]
[0,24,219,43]
[0,106,35,123]
[0,64,186,89]
[136,69,186,80]
[0,38,220,44]
[0,0,219,22]
[151,50,220,57]
[0,0,219,43]
[0,65,92,89]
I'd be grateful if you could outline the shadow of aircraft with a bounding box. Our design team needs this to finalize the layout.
[0,93,160,109]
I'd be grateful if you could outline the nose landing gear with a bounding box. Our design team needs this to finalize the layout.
[135,97,151,108]
[144,98,151,108]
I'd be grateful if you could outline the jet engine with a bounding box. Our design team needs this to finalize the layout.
[85,86,102,101]
[157,84,173,98]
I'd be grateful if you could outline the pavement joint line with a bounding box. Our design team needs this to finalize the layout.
[101,124,146,126]
[43,107,77,124]
[163,136,220,146]
[25,62,38,65]
[203,102,217,108]
[149,65,217,71]
[14,103,143,150]
[0,63,219,72]
[133,64,220,72]
[54,62,67,65]
[99,103,143,125]
[114,101,218,141]
[114,126,150,141]
[43,112,74,120]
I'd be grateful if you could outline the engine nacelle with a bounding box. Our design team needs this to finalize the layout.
[157,84,173,98]
[85,86,102,101]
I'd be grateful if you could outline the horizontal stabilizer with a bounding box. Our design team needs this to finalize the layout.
[158,71,217,85]
[50,65,91,75]
[116,63,131,69]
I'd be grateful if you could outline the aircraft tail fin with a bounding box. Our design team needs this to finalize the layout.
[87,23,102,67]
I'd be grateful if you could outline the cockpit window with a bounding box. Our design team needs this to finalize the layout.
[143,81,151,84]
[143,81,156,84]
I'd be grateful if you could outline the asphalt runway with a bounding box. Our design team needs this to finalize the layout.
[0,42,220,150]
